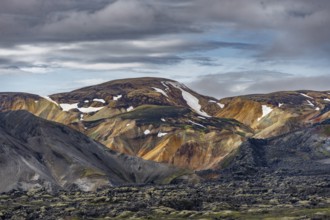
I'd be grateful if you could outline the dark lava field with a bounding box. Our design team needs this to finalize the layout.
[1,173,330,220]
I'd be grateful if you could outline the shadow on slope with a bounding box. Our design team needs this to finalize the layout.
[0,110,193,192]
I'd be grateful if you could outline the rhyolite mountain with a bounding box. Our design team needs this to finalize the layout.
[216,90,330,138]
[0,110,194,192]
[0,92,76,125]
[0,78,252,170]
[50,77,221,117]
[1,77,330,173]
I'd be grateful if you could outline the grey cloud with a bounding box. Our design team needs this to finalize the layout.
[187,57,222,66]
[0,0,329,74]
[189,71,330,99]
[189,0,330,60]
[0,39,254,74]
[0,0,199,45]
[0,0,113,45]
[0,58,30,70]
[1,0,329,52]
[57,40,254,64]
[89,55,184,65]
[60,40,248,56]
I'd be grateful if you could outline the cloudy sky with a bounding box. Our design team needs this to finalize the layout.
[0,0,329,98]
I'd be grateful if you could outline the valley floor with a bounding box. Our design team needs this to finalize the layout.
[1,174,330,220]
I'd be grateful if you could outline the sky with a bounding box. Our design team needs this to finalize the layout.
[0,0,330,98]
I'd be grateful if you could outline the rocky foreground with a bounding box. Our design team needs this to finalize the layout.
[1,174,330,220]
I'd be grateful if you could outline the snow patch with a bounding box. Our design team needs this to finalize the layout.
[161,118,166,122]
[300,93,313,99]
[161,81,170,91]
[84,100,89,103]
[153,87,168,97]
[168,81,188,89]
[315,107,320,111]
[208,100,224,108]
[181,90,210,117]
[188,120,206,128]
[307,100,314,107]
[324,98,330,102]
[78,106,104,113]
[113,95,122,101]
[198,116,206,120]
[126,124,130,127]
[157,132,168,137]
[168,81,210,117]
[93,98,106,103]
[60,103,79,111]
[127,106,134,112]
[42,96,58,106]
[278,103,284,107]
[257,105,273,121]
[217,103,225,108]
[60,103,103,113]
[80,114,84,121]
[144,129,151,135]
[34,100,39,104]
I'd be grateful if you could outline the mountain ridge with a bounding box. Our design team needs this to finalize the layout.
[0,110,194,192]
[1,77,330,173]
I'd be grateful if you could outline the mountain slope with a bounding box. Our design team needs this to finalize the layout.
[222,121,330,177]
[3,79,330,172]
[216,90,330,138]
[0,110,192,192]
[47,78,252,170]
[82,105,252,170]
[0,78,252,171]
[0,92,78,124]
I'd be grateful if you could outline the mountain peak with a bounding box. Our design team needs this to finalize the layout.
[50,77,221,117]
[69,77,177,93]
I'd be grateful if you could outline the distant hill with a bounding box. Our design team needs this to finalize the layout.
[217,90,330,138]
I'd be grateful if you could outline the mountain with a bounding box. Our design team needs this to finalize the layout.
[2,78,330,172]
[48,77,252,170]
[0,78,252,171]
[50,77,222,117]
[80,105,252,170]
[222,120,330,177]
[0,110,193,192]
[217,90,330,138]
[0,92,78,125]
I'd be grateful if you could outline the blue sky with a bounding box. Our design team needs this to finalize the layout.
[0,0,330,98]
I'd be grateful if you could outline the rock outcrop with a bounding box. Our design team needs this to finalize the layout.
[222,121,330,176]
